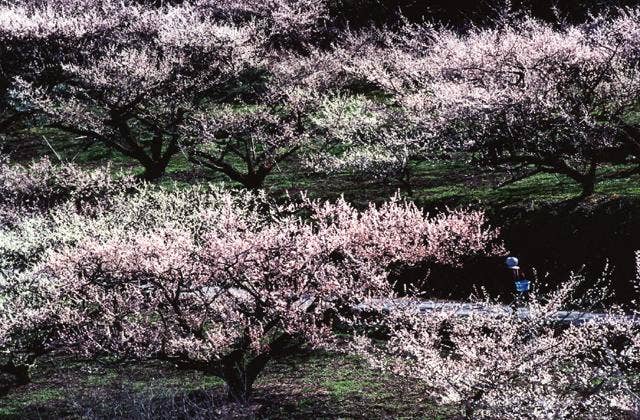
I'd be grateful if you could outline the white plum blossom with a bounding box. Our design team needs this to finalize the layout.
[354,274,640,419]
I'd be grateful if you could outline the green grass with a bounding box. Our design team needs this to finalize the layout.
[85,371,118,387]
[263,159,640,210]
[128,374,225,393]
[8,128,640,210]
[323,378,375,398]
[1,352,453,419]
[0,387,66,418]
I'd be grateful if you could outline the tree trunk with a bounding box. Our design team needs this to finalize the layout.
[0,362,31,397]
[221,359,254,404]
[541,158,597,199]
[216,333,297,403]
[240,173,267,190]
[579,177,595,198]
[578,162,597,198]
[399,167,413,196]
[140,160,169,181]
[224,375,253,404]
[464,389,484,419]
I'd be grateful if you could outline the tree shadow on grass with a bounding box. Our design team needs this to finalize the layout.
[2,352,455,419]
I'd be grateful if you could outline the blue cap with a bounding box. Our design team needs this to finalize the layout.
[505,256,519,268]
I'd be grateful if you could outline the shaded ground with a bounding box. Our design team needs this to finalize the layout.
[4,130,640,208]
[1,351,454,419]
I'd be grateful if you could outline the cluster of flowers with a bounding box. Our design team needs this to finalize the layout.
[0,0,354,186]
[0,157,134,216]
[343,9,640,194]
[354,272,640,418]
[0,161,504,402]
[3,2,640,194]
[304,146,408,181]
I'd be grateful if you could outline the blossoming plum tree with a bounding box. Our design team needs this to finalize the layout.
[302,93,427,193]
[2,187,504,402]
[346,10,640,196]
[2,1,266,180]
[354,275,640,418]
[181,49,346,189]
[0,270,67,397]
[431,13,640,196]
[2,0,364,185]
[0,157,135,216]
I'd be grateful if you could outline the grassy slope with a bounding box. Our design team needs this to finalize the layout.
[6,131,639,208]
[1,352,453,419]
[265,159,640,210]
